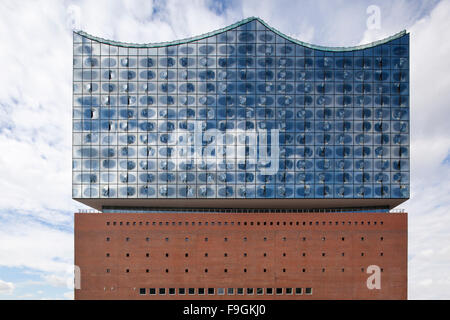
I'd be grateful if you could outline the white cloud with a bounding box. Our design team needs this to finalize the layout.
[0,280,15,295]
[63,291,74,300]
[0,214,73,276]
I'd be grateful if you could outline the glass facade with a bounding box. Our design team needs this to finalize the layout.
[72,18,409,202]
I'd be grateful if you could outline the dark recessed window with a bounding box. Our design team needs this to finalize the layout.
[185,253,188,257]
[198,288,205,295]
[106,268,110,273]
[244,253,247,257]
[263,268,267,273]
[263,253,267,257]
[126,237,130,242]
[342,237,345,241]
[322,268,326,272]
[282,268,286,273]
[106,237,110,242]
[165,253,169,257]
[380,252,384,256]
[207,288,215,295]
[237,288,244,295]
[244,268,247,273]
[106,253,110,257]
[321,237,326,241]
[126,253,130,257]
[263,237,267,241]
[159,288,166,295]
[146,269,149,273]
[178,288,185,295]
[227,288,234,295]
[380,236,384,241]
[149,288,156,295]
[146,237,150,242]
[361,237,365,241]
[185,269,188,273]
[257,288,263,295]
[204,237,208,242]
[205,253,208,257]
[224,237,228,242]
[224,253,228,257]
[243,237,247,241]
[247,288,254,295]
[146,253,150,257]
[169,288,175,295]
[302,268,306,272]
[185,237,189,242]
[188,288,195,295]
[126,269,129,273]
[106,222,110,226]
[204,268,208,273]
[305,288,312,295]
[283,253,286,257]
[266,288,273,295]
[342,252,345,256]
[165,269,169,273]
[361,252,365,256]
[286,288,293,295]
[295,288,302,295]
[165,237,169,242]
[224,269,228,273]
[276,288,283,295]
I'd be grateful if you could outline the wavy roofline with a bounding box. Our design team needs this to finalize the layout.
[75,16,407,51]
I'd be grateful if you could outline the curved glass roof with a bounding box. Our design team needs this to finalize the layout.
[75,16,407,52]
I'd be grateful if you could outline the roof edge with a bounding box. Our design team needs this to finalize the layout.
[75,16,407,51]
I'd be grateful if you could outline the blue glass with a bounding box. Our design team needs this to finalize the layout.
[73,19,409,204]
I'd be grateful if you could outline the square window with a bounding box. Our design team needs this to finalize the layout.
[159,288,166,295]
[207,288,215,295]
[198,288,205,295]
[246,288,254,295]
[217,288,225,295]
[149,288,156,295]
[305,288,313,295]
[227,288,234,295]
[266,288,273,295]
[276,288,283,295]
[286,288,293,295]
[188,288,195,295]
[139,288,146,295]
[169,288,175,295]
[178,288,186,295]
[237,288,244,295]
[295,288,303,295]
[257,288,264,295]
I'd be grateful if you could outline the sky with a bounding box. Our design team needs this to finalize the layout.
[0,0,449,300]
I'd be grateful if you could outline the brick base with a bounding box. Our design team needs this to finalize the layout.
[74,211,407,300]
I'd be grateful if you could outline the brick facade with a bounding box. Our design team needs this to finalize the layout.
[74,211,407,300]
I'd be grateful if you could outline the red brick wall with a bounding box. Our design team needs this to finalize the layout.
[74,212,407,300]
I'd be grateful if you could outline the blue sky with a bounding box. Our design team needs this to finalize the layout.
[0,0,449,299]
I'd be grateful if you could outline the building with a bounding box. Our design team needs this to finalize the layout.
[73,17,409,300]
